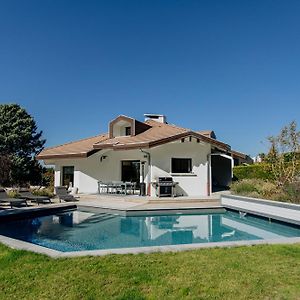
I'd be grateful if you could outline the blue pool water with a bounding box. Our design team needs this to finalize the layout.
[0,208,299,252]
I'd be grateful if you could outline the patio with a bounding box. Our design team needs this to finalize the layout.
[75,193,223,211]
[0,192,223,217]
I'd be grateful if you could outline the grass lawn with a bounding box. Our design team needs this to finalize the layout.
[0,244,299,299]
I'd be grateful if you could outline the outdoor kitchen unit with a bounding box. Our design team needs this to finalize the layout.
[153,177,178,197]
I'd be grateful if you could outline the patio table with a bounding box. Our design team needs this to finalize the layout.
[98,181,137,195]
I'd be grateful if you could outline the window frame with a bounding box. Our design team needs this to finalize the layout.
[125,126,132,136]
[171,158,192,174]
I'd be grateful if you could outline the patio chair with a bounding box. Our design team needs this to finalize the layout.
[54,186,79,202]
[111,181,123,194]
[18,188,52,205]
[0,188,29,208]
[98,181,108,194]
[124,182,137,195]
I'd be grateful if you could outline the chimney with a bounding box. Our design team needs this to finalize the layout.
[144,113,167,124]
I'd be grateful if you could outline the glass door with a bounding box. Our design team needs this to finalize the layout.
[62,166,74,187]
[121,160,140,186]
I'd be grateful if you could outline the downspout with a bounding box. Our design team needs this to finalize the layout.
[140,149,151,196]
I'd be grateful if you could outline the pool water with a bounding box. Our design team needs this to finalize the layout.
[0,208,299,252]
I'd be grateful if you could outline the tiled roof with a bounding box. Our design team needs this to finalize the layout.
[94,120,188,149]
[196,130,216,138]
[37,118,230,160]
[231,150,249,159]
[36,134,108,160]
[94,120,229,151]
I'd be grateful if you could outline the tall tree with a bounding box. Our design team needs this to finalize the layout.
[0,104,46,186]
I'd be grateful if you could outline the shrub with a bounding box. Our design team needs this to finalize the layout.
[6,189,20,198]
[282,181,300,204]
[230,179,278,199]
[230,178,300,203]
[256,180,278,198]
[231,179,260,195]
[31,188,54,198]
[233,164,274,181]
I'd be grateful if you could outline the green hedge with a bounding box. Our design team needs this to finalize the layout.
[233,164,274,181]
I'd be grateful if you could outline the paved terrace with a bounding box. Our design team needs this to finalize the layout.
[0,193,224,216]
[76,193,223,211]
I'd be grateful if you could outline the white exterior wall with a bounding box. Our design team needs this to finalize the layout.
[48,139,211,196]
[54,166,61,187]
[112,121,131,137]
[49,150,147,194]
[149,140,211,196]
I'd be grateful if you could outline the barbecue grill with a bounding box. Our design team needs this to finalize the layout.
[153,177,178,197]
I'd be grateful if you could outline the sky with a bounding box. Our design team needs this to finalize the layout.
[0,0,300,156]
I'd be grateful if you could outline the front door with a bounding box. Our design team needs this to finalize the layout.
[121,160,140,186]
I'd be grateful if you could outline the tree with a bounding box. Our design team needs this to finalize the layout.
[42,167,54,187]
[266,121,300,186]
[0,154,11,186]
[0,104,46,186]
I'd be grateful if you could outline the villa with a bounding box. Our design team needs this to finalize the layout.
[37,114,238,197]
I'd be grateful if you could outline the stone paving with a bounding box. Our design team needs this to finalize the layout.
[76,193,222,211]
[0,194,223,216]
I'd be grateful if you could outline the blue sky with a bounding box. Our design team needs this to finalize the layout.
[1,0,300,156]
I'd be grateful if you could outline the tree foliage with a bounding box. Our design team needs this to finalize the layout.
[0,154,11,186]
[0,104,46,186]
[266,121,300,186]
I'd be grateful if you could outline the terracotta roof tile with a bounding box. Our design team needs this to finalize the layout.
[37,118,230,160]
[37,134,108,159]
[94,120,229,151]
[94,120,188,148]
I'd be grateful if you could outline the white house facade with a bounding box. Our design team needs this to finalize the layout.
[37,114,234,197]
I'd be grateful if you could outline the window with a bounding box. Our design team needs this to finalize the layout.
[125,126,131,136]
[62,166,74,186]
[171,158,192,173]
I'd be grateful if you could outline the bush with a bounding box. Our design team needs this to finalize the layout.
[230,179,278,199]
[6,189,20,198]
[282,181,300,204]
[230,178,300,203]
[31,188,54,198]
[231,179,259,194]
[233,164,274,181]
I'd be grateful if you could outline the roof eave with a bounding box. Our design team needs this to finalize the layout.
[36,149,100,160]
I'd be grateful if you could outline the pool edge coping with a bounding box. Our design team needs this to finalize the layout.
[0,233,299,258]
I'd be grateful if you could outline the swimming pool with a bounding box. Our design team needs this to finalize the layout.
[0,207,299,252]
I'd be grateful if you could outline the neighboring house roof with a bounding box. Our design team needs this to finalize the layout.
[231,150,253,164]
[196,130,216,139]
[231,150,249,160]
[36,134,108,160]
[37,117,230,160]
